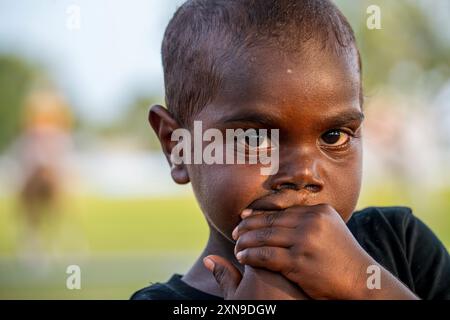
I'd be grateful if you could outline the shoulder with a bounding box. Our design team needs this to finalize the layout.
[130,279,184,300]
[349,206,450,299]
[348,206,414,243]
[349,205,445,249]
[130,273,223,300]
[347,206,417,283]
[351,205,413,226]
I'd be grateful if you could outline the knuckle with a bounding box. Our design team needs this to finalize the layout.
[313,212,326,226]
[317,203,333,213]
[284,210,300,226]
[256,247,272,262]
[301,236,316,256]
[288,243,301,258]
[291,233,307,252]
[264,212,278,227]
[306,209,328,230]
[293,231,316,256]
[256,228,272,245]
[308,219,323,237]
[213,265,226,283]
[283,263,299,278]
[302,213,318,230]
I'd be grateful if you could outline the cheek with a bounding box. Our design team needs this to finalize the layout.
[327,146,363,222]
[188,163,265,237]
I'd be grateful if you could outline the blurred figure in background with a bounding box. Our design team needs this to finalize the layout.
[17,88,74,269]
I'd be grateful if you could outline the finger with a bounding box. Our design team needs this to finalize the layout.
[234,227,295,255]
[241,208,278,218]
[240,206,315,219]
[233,210,298,240]
[203,255,242,297]
[235,246,295,274]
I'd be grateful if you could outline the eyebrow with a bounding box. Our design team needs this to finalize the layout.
[325,110,365,127]
[220,112,281,128]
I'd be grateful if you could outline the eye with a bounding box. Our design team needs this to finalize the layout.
[320,129,350,147]
[236,131,271,151]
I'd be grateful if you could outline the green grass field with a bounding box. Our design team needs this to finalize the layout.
[0,185,449,299]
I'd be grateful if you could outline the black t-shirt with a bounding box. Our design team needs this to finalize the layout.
[130,206,450,300]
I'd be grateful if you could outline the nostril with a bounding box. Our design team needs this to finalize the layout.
[276,183,299,191]
[305,184,321,193]
[274,183,322,193]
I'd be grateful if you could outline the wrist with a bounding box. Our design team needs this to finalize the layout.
[357,265,419,300]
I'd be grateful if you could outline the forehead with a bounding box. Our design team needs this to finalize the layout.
[201,45,361,126]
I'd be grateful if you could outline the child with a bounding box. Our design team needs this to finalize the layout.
[131,0,450,300]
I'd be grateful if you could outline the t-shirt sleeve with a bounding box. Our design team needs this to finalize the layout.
[130,283,185,300]
[402,209,450,299]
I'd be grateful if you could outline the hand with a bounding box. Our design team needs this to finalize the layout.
[232,204,419,300]
[203,255,310,300]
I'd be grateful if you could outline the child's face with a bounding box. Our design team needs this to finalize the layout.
[186,46,363,243]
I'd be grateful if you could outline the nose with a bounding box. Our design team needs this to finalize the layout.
[269,148,324,193]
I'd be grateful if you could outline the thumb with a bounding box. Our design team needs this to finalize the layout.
[203,255,242,298]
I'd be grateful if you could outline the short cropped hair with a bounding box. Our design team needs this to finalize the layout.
[162,0,362,127]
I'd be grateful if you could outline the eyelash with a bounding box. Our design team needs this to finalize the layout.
[234,130,273,151]
[319,128,358,151]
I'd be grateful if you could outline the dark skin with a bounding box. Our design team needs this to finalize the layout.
[150,43,419,299]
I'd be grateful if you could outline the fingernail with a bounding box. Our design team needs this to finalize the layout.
[203,257,215,272]
[232,226,238,240]
[236,251,243,261]
[241,209,252,218]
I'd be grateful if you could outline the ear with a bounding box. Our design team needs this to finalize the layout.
[148,105,190,185]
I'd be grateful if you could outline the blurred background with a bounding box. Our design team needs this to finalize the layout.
[0,0,449,299]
